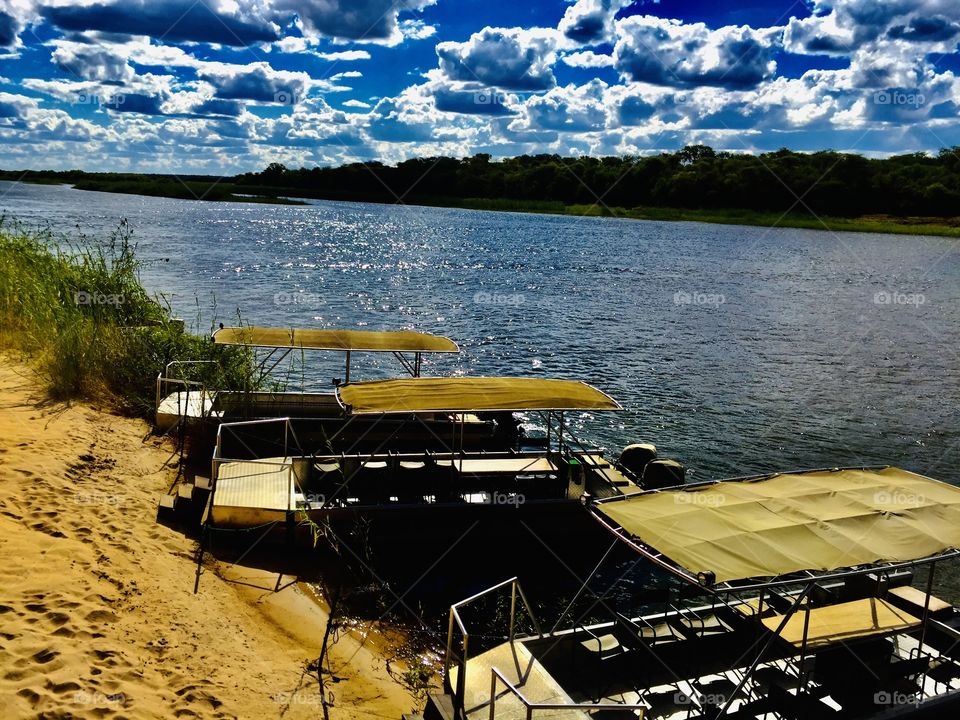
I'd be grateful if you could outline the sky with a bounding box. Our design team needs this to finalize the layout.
[0,0,957,173]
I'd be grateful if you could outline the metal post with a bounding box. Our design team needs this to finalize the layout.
[798,600,811,692]
[457,634,468,719]
[718,582,816,716]
[919,562,936,661]
[489,671,497,720]
[509,581,518,643]
[445,611,455,686]
[558,412,564,456]
[345,350,351,384]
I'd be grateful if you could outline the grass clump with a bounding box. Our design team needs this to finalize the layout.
[0,216,258,416]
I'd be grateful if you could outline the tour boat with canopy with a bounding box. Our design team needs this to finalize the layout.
[439,465,960,719]
[203,375,647,530]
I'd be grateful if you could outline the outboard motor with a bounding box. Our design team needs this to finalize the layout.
[617,443,658,479]
[642,458,685,489]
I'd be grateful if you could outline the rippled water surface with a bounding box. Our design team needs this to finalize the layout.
[6,181,959,484]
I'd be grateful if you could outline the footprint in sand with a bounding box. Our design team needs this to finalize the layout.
[16,688,41,707]
[45,611,71,627]
[47,679,83,695]
[86,609,119,624]
[29,522,67,539]
[31,647,60,664]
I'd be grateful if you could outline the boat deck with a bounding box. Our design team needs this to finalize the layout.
[155,390,219,430]
[449,641,587,720]
[455,587,960,719]
[209,458,295,527]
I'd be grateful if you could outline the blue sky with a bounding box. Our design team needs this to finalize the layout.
[0,0,957,173]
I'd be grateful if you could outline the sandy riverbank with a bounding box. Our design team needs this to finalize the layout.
[0,354,414,719]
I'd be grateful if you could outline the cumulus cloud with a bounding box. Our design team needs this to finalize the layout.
[437,27,559,91]
[888,14,960,42]
[433,84,518,116]
[561,50,614,68]
[0,10,20,48]
[520,79,608,132]
[785,0,960,55]
[400,18,437,41]
[109,92,166,115]
[51,41,134,83]
[198,62,312,104]
[42,0,281,46]
[614,16,780,89]
[41,0,439,47]
[188,98,245,117]
[560,0,632,45]
[367,96,436,142]
[0,91,36,119]
[274,0,436,45]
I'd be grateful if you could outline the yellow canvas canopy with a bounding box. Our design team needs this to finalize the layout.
[593,467,960,585]
[337,377,621,414]
[212,326,459,353]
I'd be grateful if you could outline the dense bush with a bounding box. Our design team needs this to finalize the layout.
[0,218,257,416]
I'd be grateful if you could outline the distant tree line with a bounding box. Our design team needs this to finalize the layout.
[233,146,960,217]
[6,145,960,217]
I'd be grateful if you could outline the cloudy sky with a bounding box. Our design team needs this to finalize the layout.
[0,0,958,173]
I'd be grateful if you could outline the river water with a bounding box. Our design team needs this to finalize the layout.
[6,180,957,484]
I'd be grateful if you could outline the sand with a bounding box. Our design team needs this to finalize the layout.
[0,355,416,719]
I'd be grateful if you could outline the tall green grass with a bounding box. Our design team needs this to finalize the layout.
[0,217,258,416]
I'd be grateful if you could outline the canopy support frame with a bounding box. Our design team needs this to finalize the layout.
[255,347,293,379]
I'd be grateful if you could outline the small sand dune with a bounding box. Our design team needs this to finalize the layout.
[0,355,413,719]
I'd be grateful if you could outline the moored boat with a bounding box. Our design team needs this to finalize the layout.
[155,326,508,456]
[439,466,960,719]
[203,376,647,535]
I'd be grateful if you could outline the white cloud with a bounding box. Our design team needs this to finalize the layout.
[559,0,632,45]
[519,79,609,132]
[614,16,781,89]
[400,18,437,41]
[436,27,560,91]
[197,62,314,104]
[343,98,371,108]
[314,50,372,61]
[275,0,437,45]
[50,40,135,83]
[561,50,615,68]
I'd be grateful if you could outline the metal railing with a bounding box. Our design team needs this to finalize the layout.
[211,417,304,508]
[445,578,543,720]
[488,666,646,720]
[155,360,217,417]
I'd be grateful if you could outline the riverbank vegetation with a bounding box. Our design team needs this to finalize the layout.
[0,218,257,415]
[5,145,960,235]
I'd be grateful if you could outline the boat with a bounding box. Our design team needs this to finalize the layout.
[202,376,649,534]
[155,326,506,455]
[439,465,960,719]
